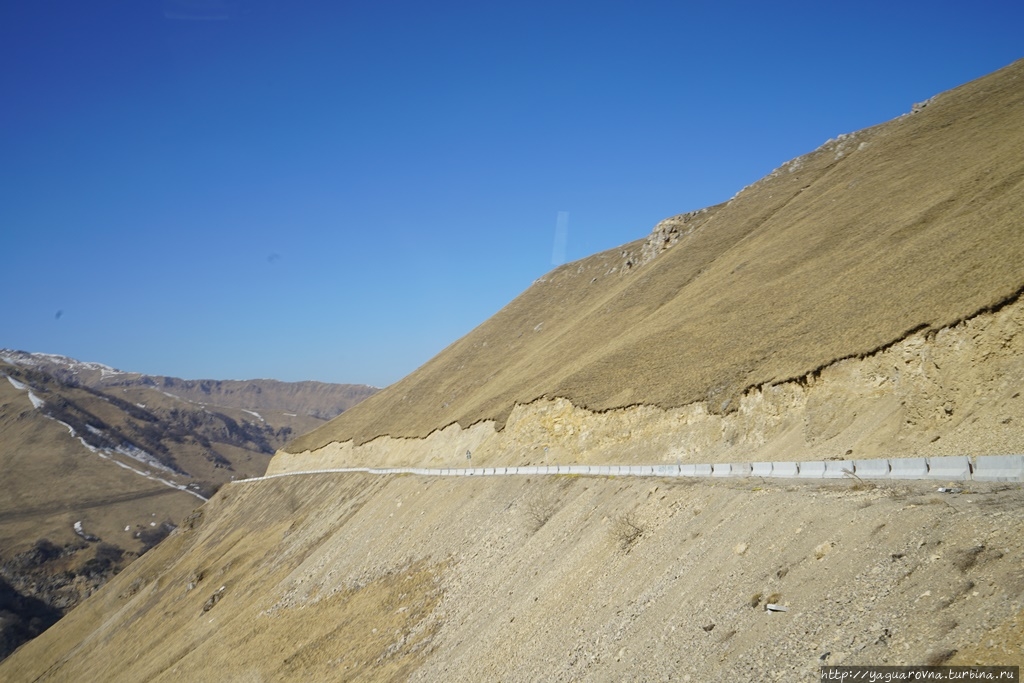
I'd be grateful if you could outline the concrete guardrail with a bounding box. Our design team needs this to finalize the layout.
[243,455,1024,485]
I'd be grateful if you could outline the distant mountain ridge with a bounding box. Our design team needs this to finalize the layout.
[0,348,379,512]
[0,351,377,660]
[0,350,378,420]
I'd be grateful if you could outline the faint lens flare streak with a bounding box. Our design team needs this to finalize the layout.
[551,211,569,266]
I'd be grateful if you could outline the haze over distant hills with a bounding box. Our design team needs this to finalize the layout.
[2,60,1023,681]
[0,350,376,659]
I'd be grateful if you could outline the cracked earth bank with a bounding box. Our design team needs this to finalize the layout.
[272,289,1024,474]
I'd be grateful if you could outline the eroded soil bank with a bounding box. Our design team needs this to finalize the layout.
[273,291,1024,474]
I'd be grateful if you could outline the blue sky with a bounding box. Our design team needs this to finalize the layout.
[2,1,1022,387]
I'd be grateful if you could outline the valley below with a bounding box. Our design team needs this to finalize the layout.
[0,351,376,660]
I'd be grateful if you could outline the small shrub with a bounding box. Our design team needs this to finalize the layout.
[613,511,645,551]
[80,544,125,577]
[843,469,875,491]
[94,542,124,566]
[952,545,985,573]
[524,499,557,532]
[27,539,62,566]
[137,522,176,553]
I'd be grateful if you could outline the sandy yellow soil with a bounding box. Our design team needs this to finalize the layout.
[2,471,1020,681]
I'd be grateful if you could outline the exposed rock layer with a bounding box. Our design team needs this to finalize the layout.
[273,287,1024,473]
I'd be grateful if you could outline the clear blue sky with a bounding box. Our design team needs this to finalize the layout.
[2,1,1022,387]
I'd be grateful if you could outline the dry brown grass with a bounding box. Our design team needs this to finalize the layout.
[290,59,1024,451]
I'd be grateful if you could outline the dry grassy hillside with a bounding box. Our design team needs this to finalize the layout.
[290,58,1024,451]
[0,373,204,659]
[271,290,1024,473]
[0,368,212,556]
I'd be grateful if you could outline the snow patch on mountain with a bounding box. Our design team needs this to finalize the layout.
[0,349,124,376]
[52,414,206,501]
[5,374,45,408]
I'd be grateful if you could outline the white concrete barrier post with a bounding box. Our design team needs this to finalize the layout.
[730,462,752,478]
[853,459,890,479]
[926,456,972,481]
[972,455,1024,482]
[767,462,799,478]
[823,460,855,479]
[796,461,826,479]
[888,458,928,479]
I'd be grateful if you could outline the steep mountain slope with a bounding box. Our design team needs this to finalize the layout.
[3,60,1023,679]
[290,57,1024,451]
[0,352,376,660]
[2,473,1021,681]
[0,363,209,550]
